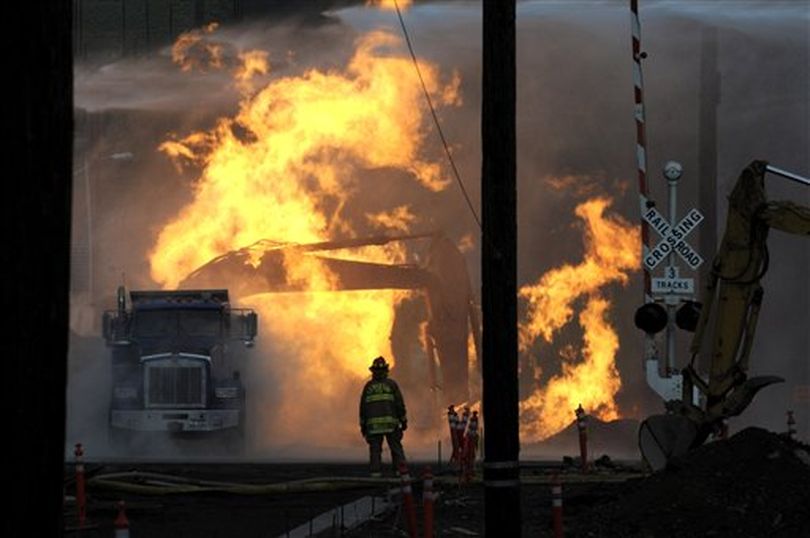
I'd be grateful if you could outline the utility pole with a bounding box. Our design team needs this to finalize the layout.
[697,25,719,375]
[698,25,719,300]
[482,1,521,536]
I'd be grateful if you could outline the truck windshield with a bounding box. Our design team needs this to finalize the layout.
[134,309,222,338]
[179,310,221,336]
[134,311,174,338]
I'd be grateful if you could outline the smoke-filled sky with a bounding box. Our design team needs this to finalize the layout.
[69,0,809,458]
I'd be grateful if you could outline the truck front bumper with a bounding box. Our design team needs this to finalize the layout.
[110,409,241,432]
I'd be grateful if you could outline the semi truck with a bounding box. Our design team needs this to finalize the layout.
[102,287,257,448]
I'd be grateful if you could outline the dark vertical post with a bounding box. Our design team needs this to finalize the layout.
[145,0,151,51]
[697,25,719,374]
[796,21,810,439]
[6,3,72,537]
[698,25,719,294]
[482,1,520,536]
[121,0,127,56]
[74,0,82,58]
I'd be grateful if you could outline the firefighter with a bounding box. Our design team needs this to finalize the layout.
[359,356,408,477]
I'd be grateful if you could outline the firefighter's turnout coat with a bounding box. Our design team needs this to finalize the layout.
[359,376,407,435]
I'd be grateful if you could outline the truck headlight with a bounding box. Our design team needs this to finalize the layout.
[113,386,138,399]
[215,387,239,399]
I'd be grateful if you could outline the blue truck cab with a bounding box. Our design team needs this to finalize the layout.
[102,287,257,447]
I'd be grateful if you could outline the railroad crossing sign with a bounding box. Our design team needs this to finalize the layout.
[642,207,704,271]
[651,266,695,294]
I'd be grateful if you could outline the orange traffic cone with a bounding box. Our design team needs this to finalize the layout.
[551,473,563,538]
[447,406,460,465]
[460,411,479,484]
[398,463,418,538]
[74,443,86,529]
[575,404,588,473]
[787,410,797,439]
[114,500,130,538]
[422,467,435,538]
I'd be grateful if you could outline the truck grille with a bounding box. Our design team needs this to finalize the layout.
[147,366,204,407]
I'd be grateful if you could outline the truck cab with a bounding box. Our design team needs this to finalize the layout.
[102,287,257,448]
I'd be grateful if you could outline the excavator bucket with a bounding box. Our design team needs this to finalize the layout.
[638,414,698,471]
[639,376,783,471]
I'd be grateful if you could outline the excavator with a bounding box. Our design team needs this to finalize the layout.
[639,160,810,470]
[178,232,481,407]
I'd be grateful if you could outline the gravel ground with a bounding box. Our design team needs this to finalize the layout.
[568,428,810,538]
[349,429,810,537]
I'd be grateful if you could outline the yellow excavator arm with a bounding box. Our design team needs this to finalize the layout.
[640,160,810,469]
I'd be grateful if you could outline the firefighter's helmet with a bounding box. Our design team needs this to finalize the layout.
[369,356,389,372]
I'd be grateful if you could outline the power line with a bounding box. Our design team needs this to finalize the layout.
[393,0,481,230]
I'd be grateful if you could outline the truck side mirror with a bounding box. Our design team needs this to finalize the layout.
[245,312,258,343]
[103,310,130,345]
[117,285,127,316]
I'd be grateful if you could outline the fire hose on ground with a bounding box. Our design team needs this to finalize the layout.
[87,471,404,496]
[85,469,646,496]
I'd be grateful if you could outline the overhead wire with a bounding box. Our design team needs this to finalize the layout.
[392,0,481,230]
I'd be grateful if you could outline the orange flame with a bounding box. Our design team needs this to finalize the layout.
[172,24,270,95]
[366,205,417,232]
[150,30,460,450]
[369,0,413,10]
[171,22,226,72]
[519,197,639,441]
[234,50,270,93]
[457,233,475,254]
[152,30,458,286]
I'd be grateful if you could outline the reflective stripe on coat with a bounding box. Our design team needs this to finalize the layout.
[359,377,406,435]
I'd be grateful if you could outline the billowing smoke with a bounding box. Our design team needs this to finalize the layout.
[67,0,809,460]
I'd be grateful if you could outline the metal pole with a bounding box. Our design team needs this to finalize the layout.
[666,174,677,374]
[698,24,719,281]
[629,0,658,365]
[84,158,93,299]
[698,24,719,376]
[766,165,810,186]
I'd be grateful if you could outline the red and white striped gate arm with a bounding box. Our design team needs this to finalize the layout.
[630,0,656,361]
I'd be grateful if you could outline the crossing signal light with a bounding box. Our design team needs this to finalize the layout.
[634,303,668,334]
[676,300,702,332]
